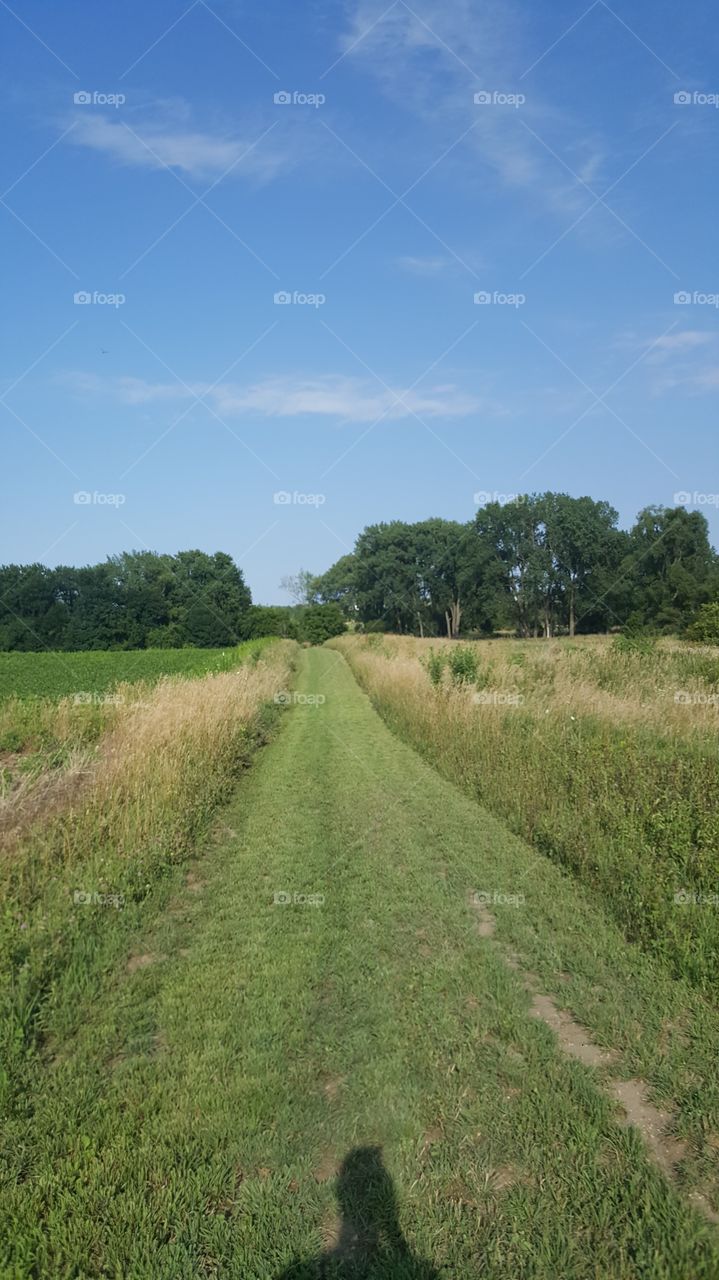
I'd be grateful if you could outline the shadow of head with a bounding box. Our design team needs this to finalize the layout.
[276,1146,440,1279]
[331,1145,403,1260]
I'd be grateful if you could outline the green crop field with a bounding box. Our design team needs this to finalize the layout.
[0,640,271,703]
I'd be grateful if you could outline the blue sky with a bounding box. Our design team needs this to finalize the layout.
[2,0,718,603]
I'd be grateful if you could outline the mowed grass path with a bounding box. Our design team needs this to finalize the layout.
[3,649,719,1278]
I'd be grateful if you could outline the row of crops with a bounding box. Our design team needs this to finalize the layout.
[0,640,272,702]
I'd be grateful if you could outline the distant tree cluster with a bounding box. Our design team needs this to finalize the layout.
[241,602,346,646]
[2,495,717,651]
[0,551,254,651]
[0,548,348,652]
[310,495,719,638]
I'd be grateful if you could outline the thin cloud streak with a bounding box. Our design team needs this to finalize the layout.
[64,371,495,422]
[68,112,288,182]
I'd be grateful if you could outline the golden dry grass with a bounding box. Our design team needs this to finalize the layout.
[332,633,719,990]
[354,633,719,737]
[1,639,297,1113]
[1,644,294,862]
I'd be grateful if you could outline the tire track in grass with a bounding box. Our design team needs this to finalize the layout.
[471,894,719,1225]
[1,649,718,1278]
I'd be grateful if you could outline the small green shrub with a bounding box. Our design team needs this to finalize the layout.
[686,602,719,644]
[297,604,346,646]
[473,661,495,691]
[447,646,478,686]
[424,650,447,688]
[613,631,657,656]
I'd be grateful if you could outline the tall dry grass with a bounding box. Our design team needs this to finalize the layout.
[353,633,719,734]
[332,634,719,992]
[1,640,296,1108]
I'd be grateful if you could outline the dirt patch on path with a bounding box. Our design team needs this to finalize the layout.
[610,1079,719,1224]
[529,984,719,1224]
[313,1152,340,1184]
[530,991,617,1069]
[469,899,718,1227]
[126,952,159,974]
[523,980,719,1220]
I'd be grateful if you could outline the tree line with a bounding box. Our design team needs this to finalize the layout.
[309,494,719,638]
[2,494,717,651]
[0,550,345,651]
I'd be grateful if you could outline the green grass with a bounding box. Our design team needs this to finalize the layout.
[0,641,294,1133]
[0,641,270,703]
[0,639,274,769]
[335,635,719,992]
[2,648,718,1278]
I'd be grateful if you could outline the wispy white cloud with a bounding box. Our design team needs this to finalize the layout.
[572,147,605,188]
[68,110,286,182]
[338,0,602,215]
[629,329,719,395]
[648,330,713,357]
[395,254,457,275]
[64,371,490,421]
[692,367,719,390]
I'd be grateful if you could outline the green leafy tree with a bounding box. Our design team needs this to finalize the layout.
[0,550,253,651]
[312,555,358,619]
[686,602,719,643]
[146,623,186,648]
[353,523,424,633]
[473,498,551,637]
[241,605,297,640]
[621,507,718,632]
[298,603,346,645]
[541,493,622,636]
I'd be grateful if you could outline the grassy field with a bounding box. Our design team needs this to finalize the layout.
[0,638,295,1131]
[1,646,718,1278]
[332,633,719,992]
[0,641,270,704]
[0,639,273,804]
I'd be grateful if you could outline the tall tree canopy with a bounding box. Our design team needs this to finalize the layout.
[315,494,718,638]
[619,506,718,632]
[2,495,717,651]
[0,550,252,651]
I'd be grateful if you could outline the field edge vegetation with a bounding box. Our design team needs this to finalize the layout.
[0,638,297,1119]
[331,633,719,992]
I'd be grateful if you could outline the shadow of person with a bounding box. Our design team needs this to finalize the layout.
[275,1146,440,1279]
